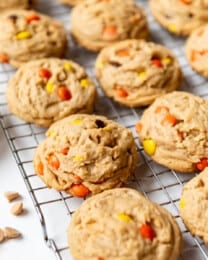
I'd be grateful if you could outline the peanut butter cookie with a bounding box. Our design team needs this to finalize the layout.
[96,39,182,107]
[33,114,138,197]
[70,0,148,51]
[180,168,208,244]
[149,0,208,36]
[185,24,208,77]
[136,91,208,172]
[68,188,182,260]
[0,10,67,68]
[6,58,97,127]
[0,0,35,13]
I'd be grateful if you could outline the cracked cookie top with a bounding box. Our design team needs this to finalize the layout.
[33,114,138,196]
[96,39,182,107]
[6,58,97,127]
[0,9,67,67]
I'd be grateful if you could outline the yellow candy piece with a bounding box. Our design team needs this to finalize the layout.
[116,213,132,222]
[70,119,83,125]
[138,71,147,78]
[168,24,178,33]
[103,126,111,131]
[179,199,185,209]
[143,138,157,156]
[16,31,32,40]
[64,62,73,71]
[96,60,104,69]
[80,79,89,88]
[73,155,84,162]
[46,130,55,137]
[45,82,54,94]
[162,58,171,65]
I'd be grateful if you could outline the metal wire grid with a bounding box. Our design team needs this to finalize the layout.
[0,0,208,259]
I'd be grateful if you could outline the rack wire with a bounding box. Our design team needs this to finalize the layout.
[0,0,208,259]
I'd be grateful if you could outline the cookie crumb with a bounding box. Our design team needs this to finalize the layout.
[3,227,21,239]
[0,229,4,243]
[4,191,20,202]
[10,201,23,216]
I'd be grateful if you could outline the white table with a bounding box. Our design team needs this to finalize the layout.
[0,126,55,260]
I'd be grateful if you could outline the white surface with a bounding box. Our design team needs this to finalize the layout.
[0,126,55,260]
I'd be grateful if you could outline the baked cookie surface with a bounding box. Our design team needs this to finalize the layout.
[58,0,83,6]
[136,91,208,172]
[68,188,182,260]
[6,58,97,127]
[149,0,208,36]
[0,0,35,13]
[185,25,208,77]
[0,10,67,68]
[70,0,148,51]
[95,39,182,107]
[33,114,138,197]
[180,168,208,244]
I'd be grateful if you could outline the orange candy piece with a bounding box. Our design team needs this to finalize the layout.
[39,68,52,79]
[116,49,130,57]
[103,25,118,40]
[162,114,177,126]
[48,154,60,169]
[136,122,142,133]
[0,53,9,63]
[155,106,169,114]
[139,223,156,240]
[151,58,163,68]
[191,50,208,62]
[26,13,40,23]
[69,184,90,197]
[57,86,72,101]
[37,162,44,176]
[195,158,208,171]
[179,0,191,4]
[115,87,128,98]
[61,147,69,155]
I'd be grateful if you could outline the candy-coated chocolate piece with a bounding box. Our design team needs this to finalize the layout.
[195,157,208,171]
[116,213,132,222]
[57,86,72,101]
[73,155,84,162]
[69,183,90,197]
[139,223,156,240]
[26,13,40,23]
[179,199,185,209]
[37,162,44,175]
[70,119,83,125]
[143,138,156,156]
[48,154,60,169]
[45,82,54,94]
[39,68,52,79]
[80,79,89,88]
[115,87,128,97]
[16,31,32,40]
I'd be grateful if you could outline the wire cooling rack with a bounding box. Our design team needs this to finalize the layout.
[0,0,208,259]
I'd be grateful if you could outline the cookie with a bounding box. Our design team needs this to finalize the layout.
[95,39,182,107]
[0,10,67,68]
[6,58,97,127]
[70,0,148,52]
[185,25,208,77]
[58,0,83,6]
[149,0,208,36]
[33,114,138,197]
[68,187,183,260]
[0,0,35,13]
[136,91,208,173]
[179,168,208,244]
